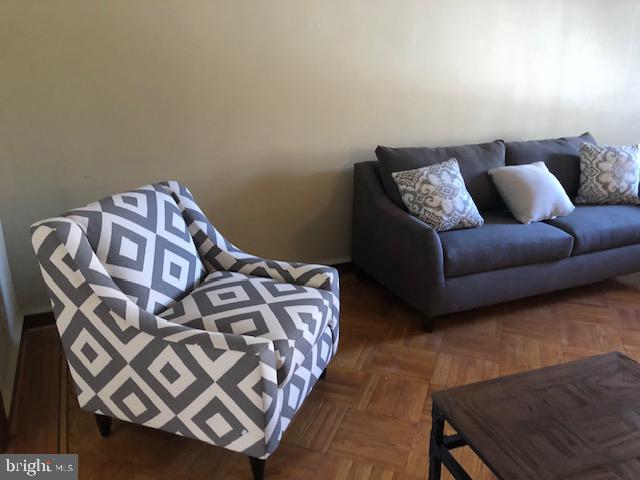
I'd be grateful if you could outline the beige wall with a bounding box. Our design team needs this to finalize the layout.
[2,0,640,312]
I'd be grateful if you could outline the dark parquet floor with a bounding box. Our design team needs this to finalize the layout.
[8,268,640,479]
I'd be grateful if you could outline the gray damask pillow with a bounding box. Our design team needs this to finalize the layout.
[392,158,484,232]
[576,143,640,205]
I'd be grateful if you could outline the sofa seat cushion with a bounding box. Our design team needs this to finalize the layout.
[159,270,333,386]
[439,211,574,277]
[545,205,640,255]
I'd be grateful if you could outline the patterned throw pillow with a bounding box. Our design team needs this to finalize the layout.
[576,143,640,205]
[392,158,484,232]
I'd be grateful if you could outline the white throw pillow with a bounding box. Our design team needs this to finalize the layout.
[488,161,574,224]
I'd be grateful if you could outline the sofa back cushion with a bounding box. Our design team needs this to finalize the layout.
[504,132,597,198]
[375,140,506,212]
[66,183,206,314]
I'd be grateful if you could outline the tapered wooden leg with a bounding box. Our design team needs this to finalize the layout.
[320,368,327,380]
[423,317,434,333]
[249,456,265,480]
[94,413,112,438]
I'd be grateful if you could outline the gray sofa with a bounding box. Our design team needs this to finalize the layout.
[352,133,640,331]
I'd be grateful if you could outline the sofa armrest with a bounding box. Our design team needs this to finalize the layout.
[351,161,444,316]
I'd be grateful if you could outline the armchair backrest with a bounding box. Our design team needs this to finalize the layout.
[65,183,206,314]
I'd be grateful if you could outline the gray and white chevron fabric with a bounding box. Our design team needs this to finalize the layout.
[30,181,340,460]
[66,184,206,314]
[268,326,333,453]
[160,270,333,386]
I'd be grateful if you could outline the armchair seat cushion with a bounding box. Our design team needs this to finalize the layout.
[160,270,333,385]
[545,205,640,255]
[439,211,574,277]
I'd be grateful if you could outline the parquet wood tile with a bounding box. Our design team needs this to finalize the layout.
[498,334,541,376]
[367,344,438,382]
[361,375,429,423]
[439,330,503,363]
[6,326,61,454]
[8,269,640,479]
[312,368,373,407]
[330,334,378,370]
[429,353,500,393]
[327,409,421,469]
[384,316,445,352]
[282,399,347,452]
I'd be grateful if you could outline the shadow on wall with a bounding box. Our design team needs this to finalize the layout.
[214,156,356,265]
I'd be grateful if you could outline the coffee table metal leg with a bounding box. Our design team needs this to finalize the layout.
[429,403,474,480]
[428,404,445,480]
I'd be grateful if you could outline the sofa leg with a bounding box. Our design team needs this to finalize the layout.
[422,317,434,333]
[320,368,327,380]
[94,414,112,438]
[249,456,266,480]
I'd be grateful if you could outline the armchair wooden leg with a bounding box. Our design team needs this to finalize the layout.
[94,414,112,438]
[249,456,266,480]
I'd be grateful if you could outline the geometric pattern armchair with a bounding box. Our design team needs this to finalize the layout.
[30,181,339,479]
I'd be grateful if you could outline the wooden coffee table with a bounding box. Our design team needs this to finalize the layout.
[429,352,640,480]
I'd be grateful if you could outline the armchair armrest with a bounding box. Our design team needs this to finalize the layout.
[351,161,445,317]
[161,181,340,317]
[226,254,339,312]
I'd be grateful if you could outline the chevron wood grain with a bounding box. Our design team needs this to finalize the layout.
[9,267,640,479]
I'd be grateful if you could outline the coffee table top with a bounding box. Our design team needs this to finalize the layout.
[432,352,640,480]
